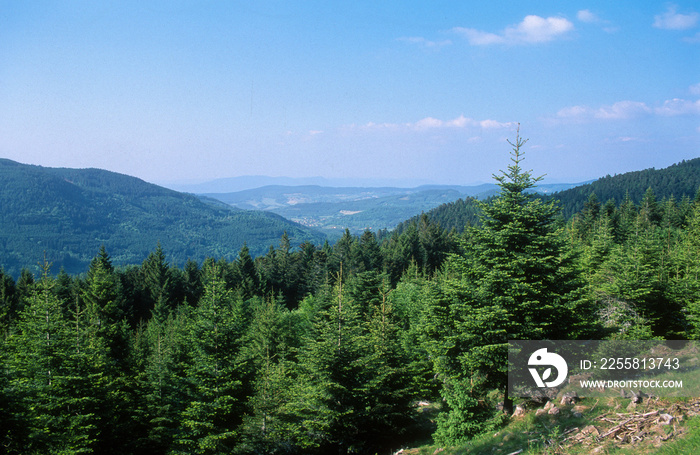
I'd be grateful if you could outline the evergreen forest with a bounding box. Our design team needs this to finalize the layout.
[2,134,700,454]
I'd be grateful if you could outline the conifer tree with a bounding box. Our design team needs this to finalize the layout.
[142,243,172,324]
[0,268,18,339]
[174,264,244,454]
[132,309,190,454]
[236,243,259,299]
[237,295,295,453]
[426,127,590,443]
[6,261,106,453]
[82,246,130,366]
[673,204,700,337]
[182,258,204,306]
[286,270,364,453]
[288,267,416,453]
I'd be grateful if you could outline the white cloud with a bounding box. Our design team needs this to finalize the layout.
[357,115,514,132]
[690,83,700,95]
[556,105,593,119]
[505,15,574,43]
[577,10,599,23]
[479,119,515,129]
[452,27,505,45]
[555,102,652,121]
[398,36,452,48]
[555,96,700,123]
[413,115,515,131]
[414,117,445,129]
[576,9,617,32]
[446,116,470,128]
[653,5,700,30]
[655,98,700,116]
[594,101,652,119]
[453,15,574,45]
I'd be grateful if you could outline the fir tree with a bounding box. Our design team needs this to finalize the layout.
[427,127,590,443]
[174,264,244,454]
[6,261,105,453]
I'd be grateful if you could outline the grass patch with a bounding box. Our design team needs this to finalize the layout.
[401,397,700,455]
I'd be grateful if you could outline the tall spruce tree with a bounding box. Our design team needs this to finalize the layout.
[237,295,295,453]
[174,263,245,454]
[426,128,590,443]
[6,261,107,453]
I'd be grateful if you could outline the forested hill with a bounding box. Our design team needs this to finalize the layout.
[0,159,324,276]
[551,157,700,218]
[398,157,700,233]
[393,197,483,235]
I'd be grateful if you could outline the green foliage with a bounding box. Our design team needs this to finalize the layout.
[0,159,325,277]
[424,129,592,445]
[553,157,700,219]
[174,264,245,454]
[1,150,699,453]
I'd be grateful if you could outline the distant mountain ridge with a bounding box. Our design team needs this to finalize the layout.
[396,157,700,233]
[165,175,437,193]
[198,182,584,238]
[0,159,324,277]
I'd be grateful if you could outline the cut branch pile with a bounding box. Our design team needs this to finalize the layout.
[562,400,700,449]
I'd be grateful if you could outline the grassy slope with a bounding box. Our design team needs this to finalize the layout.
[404,397,700,455]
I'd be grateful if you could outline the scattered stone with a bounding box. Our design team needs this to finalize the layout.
[543,401,553,411]
[560,391,579,406]
[631,391,643,403]
[512,405,526,417]
[535,408,547,416]
[548,406,560,415]
[581,425,600,437]
[572,411,583,418]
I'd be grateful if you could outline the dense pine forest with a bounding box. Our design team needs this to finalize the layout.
[2,137,700,454]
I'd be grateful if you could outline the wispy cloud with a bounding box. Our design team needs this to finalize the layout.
[577,10,600,24]
[452,28,505,45]
[690,83,700,96]
[684,31,700,43]
[556,101,651,121]
[355,115,515,132]
[397,36,452,48]
[576,9,618,32]
[655,98,700,116]
[596,101,652,119]
[653,4,699,30]
[555,95,700,123]
[453,15,574,45]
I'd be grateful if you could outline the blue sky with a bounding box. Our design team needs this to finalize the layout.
[1,1,699,186]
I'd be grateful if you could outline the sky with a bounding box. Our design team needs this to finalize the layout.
[1,1,699,187]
